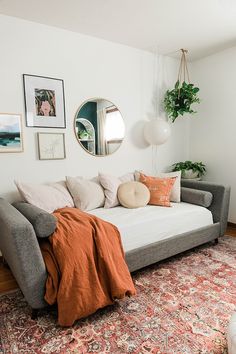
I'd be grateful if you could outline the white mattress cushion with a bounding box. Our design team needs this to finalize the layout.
[89,202,213,252]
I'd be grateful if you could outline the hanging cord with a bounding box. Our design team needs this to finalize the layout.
[152,145,155,175]
[177,49,190,98]
[178,49,190,84]
[154,145,158,175]
[151,145,159,176]
[183,49,190,83]
[177,52,184,83]
[155,50,159,116]
[152,47,159,176]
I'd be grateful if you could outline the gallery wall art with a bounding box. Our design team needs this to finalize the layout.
[23,74,66,128]
[37,132,66,160]
[0,113,23,153]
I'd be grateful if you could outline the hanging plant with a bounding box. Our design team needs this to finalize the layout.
[164,49,200,122]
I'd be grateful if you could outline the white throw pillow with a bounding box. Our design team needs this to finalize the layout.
[98,172,135,208]
[135,170,181,202]
[66,176,105,211]
[158,171,181,202]
[15,180,74,213]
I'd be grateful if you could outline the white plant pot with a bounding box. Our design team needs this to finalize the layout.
[182,169,199,179]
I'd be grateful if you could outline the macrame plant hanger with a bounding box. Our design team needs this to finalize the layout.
[178,49,190,85]
[164,48,200,122]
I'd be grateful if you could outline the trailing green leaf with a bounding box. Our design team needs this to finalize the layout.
[172,160,206,177]
[164,81,200,122]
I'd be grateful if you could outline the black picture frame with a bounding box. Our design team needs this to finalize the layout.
[23,74,66,128]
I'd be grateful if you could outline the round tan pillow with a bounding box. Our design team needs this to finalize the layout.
[117,181,150,208]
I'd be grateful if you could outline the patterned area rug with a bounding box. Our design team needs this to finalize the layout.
[1,237,236,354]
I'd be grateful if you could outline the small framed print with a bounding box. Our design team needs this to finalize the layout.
[37,132,66,160]
[23,74,66,128]
[0,113,23,153]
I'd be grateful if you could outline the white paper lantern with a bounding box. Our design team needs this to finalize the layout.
[143,118,171,145]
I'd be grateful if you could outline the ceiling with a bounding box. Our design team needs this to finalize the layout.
[1,0,236,61]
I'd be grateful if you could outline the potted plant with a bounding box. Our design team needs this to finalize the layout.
[163,49,200,122]
[78,129,91,140]
[164,80,200,122]
[171,160,206,179]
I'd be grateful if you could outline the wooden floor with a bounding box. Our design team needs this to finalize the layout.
[0,227,236,294]
[226,225,236,237]
[0,261,18,293]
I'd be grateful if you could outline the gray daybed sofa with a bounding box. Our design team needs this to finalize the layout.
[0,180,230,315]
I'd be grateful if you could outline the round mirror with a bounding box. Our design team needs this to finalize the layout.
[74,98,125,156]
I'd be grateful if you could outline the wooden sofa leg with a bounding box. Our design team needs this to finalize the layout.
[31,309,39,320]
[214,238,219,245]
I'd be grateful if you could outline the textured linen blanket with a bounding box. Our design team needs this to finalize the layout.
[40,207,136,326]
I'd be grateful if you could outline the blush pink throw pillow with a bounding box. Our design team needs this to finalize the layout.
[15,180,74,213]
[98,172,134,208]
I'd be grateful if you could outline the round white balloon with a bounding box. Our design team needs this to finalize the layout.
[143,118,171,145]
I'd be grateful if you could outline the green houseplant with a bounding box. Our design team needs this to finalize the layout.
[164,49,200,122]
[171,160,206,179]
[78,129,91,140]
[164,80,200,122]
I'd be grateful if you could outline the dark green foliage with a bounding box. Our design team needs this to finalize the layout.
[35,89,56,116]
[172,160,206,177]
[78,129,91,139]
[164,81,200,122]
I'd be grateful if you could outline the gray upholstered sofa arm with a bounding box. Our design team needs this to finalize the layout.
[0,198,47,309]
[181,180,230,236]
[181,187,213,207]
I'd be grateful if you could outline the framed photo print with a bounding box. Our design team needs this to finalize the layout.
[23,74,66,128]
[0,113,23,153]
[37,132,66,160]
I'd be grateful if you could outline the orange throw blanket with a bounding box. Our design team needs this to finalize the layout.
[40,207,136,326]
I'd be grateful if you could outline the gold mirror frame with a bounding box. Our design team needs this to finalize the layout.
[74,98,125,157]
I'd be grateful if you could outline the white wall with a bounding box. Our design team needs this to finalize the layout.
[190,46,236,222]
[0,15,189,202]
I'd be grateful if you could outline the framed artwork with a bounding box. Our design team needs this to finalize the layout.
[23,74,66,128]
[37,132,66,160]
[0,113,23,153]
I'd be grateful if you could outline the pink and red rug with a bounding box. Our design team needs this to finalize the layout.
[1,237,236,353]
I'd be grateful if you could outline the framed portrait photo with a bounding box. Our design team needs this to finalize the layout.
[23,74,66,128]
[37,132,66,160]
[0,113,23,153]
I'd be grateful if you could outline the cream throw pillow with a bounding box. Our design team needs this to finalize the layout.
[135,170,181,202]
[15,180,74,213]
[158,171,181,202]
[118,181,150,208]
[66,176,105,211]
[98,172,134,208]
